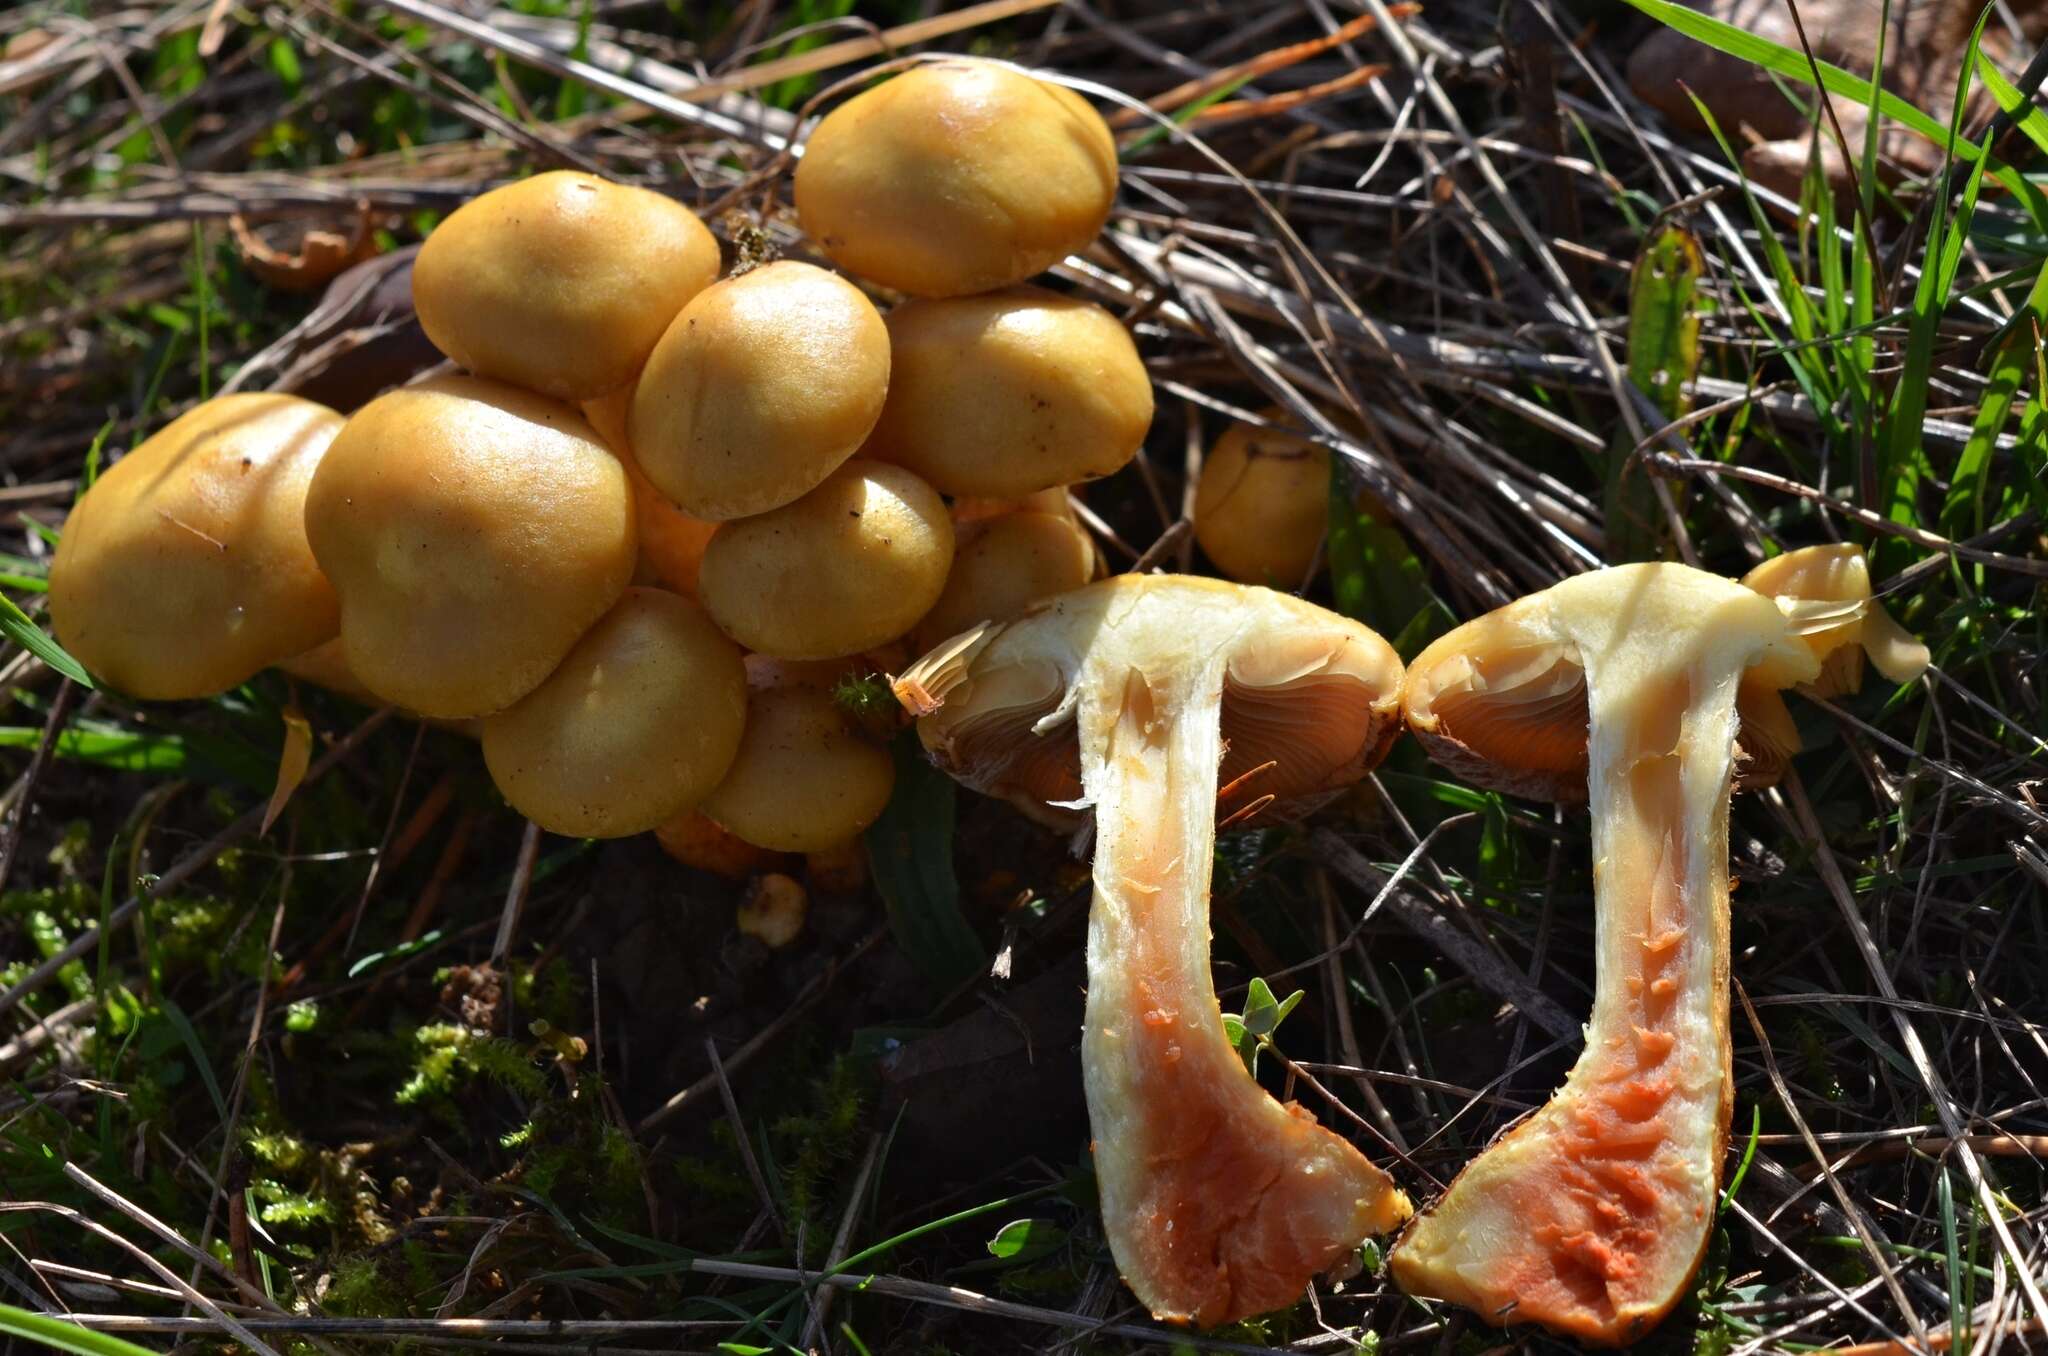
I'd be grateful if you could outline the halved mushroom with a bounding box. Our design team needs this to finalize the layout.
[50,393,344,699]
[893,574,1411,1326]
[1389,558,1926,1344]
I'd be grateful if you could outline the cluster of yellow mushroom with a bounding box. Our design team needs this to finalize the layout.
[45,57,1140,894]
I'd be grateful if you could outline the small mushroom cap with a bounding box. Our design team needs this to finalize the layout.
[412,171,719,401]
[481,587,746,838]
[50,393,344,700]
[630,261,890,521]
[1193,416,1330,586]
[862,286,1152,498]
[793,59,1118,297]
[738,873,808,948]
[581,385,719,597]
[697,458,954,660]
[654,809,792,880]
[1402,562,1823,802]
[913,510,1098,651]
[305,374,636,719]
[702,683,896,853]
[894,573,1403,820]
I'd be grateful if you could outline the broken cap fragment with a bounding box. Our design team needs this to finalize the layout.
[1389,558,1922,1345]
[1734,544,1931,786]
[894,574,1410,1327]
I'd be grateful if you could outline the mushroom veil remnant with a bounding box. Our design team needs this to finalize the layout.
[1390,557,1927,1344]
[894,575,1411,1326]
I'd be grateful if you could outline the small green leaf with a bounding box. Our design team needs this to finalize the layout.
[347,928,446,978]
[986,1217,1067,1262]
[0,1305,162,1356]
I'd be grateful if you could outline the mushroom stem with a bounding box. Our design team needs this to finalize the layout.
[1081,667,1407,1328]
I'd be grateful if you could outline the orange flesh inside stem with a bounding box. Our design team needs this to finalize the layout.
[1082,670,1409,1327]
[1392,667,1735,1345]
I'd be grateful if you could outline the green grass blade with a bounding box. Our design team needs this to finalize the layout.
[0,1304,163,1356]
[1882,12,1994,538]
[0,594,93,688]
[866,735,985,992]
[1947,259,2048,535]
[1608,223,1704,560]
[1624,0,2048,231]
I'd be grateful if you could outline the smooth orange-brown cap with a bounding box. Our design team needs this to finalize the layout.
[1193,416,1330,586]
[50,393,343,700]
[305,374,636,719]
[630,261,889,521]
[862,286,1152,498]
[794,59,1118,297]
[412,171,719,401]
[481,588,746,838]
[581,383,719,598]
[913,510,1097,651]
[703,671,896,854]
[697,458,954,660]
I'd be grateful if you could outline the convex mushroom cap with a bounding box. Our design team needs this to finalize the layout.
[1389,558,1923,1344]
[702,660,896,853]
[50,393,344,699]
[863,286,1152,498]
[630,261,890,521]
[895,574,1411,1327]
[412,172,719,402]
[794,59,1118,297]
[482,588,746,838]
[1193,415,1330,586]
[305,374,635,719]
[698,458,953,660]
[914,508,1097,651]
[582,385,719,598]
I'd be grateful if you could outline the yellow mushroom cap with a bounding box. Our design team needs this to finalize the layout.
[629,261,890,522]
[697,458,953,660]
[914,510,1098,651]
[702,682,895,853]
[481,587,746,838]
[581,385,719,598]
[862,286,1152,498]
[304,374,636,719]
[1193,417,1330,586]
[50,393,343,700]
[412,171,719,402]
[793,58,1118,297]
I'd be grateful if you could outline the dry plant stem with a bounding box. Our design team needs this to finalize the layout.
[0,706,394,1025]
[0,676,76,896]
